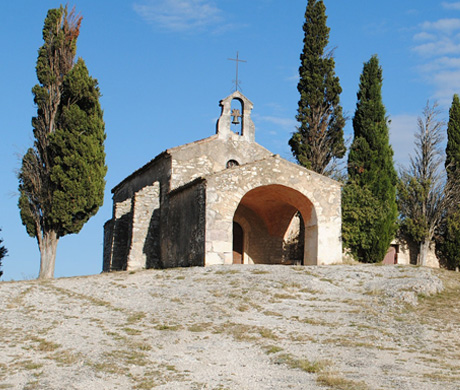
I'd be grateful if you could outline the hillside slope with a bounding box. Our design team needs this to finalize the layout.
[1,264,459,389]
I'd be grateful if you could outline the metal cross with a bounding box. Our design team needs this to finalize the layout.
[228,51,247,92]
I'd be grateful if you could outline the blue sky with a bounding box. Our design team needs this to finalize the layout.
[1,0,459,280]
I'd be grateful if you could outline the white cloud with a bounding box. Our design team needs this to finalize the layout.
[133,0,224,33]
[413,13,460,105]
[421,18,460,33]
[418,56,460,72]
[413,31,437,41]
[431,69,460,105]
[413,38,460,56]
[258,116,297,131]
[388,114,418,167]
[442,2,460,10]
[285,71,299,83]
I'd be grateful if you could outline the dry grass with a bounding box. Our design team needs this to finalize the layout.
[29,337,60,353]
[275,354,326,373]
[416,270,460,320]
[317,371,369,390]
[2,264,459,390]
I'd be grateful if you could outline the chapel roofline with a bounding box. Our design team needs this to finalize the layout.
[201,154,343,187]
[110,134,219,194]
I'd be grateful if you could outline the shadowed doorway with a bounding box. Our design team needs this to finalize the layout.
[233,222,244,264]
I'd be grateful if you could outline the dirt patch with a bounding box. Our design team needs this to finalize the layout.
[1,264,459,389]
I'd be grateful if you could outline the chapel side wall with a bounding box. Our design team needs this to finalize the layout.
[108,198,133,271]
[169,138,271,190]
[127,182,161,271]
[112,155,171,204]
[104,156,171,272]
[161,180,206,268]
[103,220,114,272]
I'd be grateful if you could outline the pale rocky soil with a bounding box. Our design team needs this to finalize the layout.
[1,264,460,390]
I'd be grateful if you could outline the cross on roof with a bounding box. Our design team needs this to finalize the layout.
[228,51,247,92]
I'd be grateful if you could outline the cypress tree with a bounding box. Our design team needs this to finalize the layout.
[289,0,345,175]
[446,94,460,181]
[18,6,106,279]
[439,94,460,270]
[342,55,398,263]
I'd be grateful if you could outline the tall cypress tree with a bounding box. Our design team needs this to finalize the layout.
[289,0,345,175]
[446,94,460,180]
[342,55,398,263]
[18,6,106,279]
[439,94,460,269]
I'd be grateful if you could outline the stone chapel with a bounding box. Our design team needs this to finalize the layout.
[103,91,342,271]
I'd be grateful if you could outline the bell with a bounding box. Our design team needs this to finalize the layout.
[231,108,241,125]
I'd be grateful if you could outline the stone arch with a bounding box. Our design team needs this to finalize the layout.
[232,184,318,265]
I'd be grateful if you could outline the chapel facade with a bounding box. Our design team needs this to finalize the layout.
[103,91,342,271]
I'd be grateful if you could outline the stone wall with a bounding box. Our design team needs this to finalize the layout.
[396,237,440,268]
[283,212,305,265]
[107,198,133,271]
[106,155,170,272]
[102,220,114,272]
[127,182,160,270]
[233,204,284,264]
[112,154,171,204]
[169,137,271,190]
[161,179,206,268]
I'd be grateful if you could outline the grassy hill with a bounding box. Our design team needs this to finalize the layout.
[1,264,459,389]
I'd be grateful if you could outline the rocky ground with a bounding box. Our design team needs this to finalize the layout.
[1,264,460,390]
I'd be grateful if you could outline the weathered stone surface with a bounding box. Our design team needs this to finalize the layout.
[2,265,458,390]
[161,180,206,268]
[103,91,343,271]
[393,237,440,268]
[127,182,160,270]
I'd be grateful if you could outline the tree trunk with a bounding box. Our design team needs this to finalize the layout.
[38,230,59,279]
[418,240,430,266]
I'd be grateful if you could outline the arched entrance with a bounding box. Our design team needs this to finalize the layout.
[233,184,317,265]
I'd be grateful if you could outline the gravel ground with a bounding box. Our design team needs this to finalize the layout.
[1,264,459,390]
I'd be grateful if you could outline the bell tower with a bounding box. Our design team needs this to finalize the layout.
[216,91,255,142]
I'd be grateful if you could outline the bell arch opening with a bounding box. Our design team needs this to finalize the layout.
[230,98,243,135]
[232,184,318,265]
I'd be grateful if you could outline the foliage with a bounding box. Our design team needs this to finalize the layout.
[289,0,345,175]
[445,94,460,180]
[437,94,460,270]
[398,101,451,266]
[438,211,460,270]
[397,174,431,244]
[18,6,106,279]
[48,58,106,235]
[342,55,398,263]
[342,184,391,262]
[0,229,7,278]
